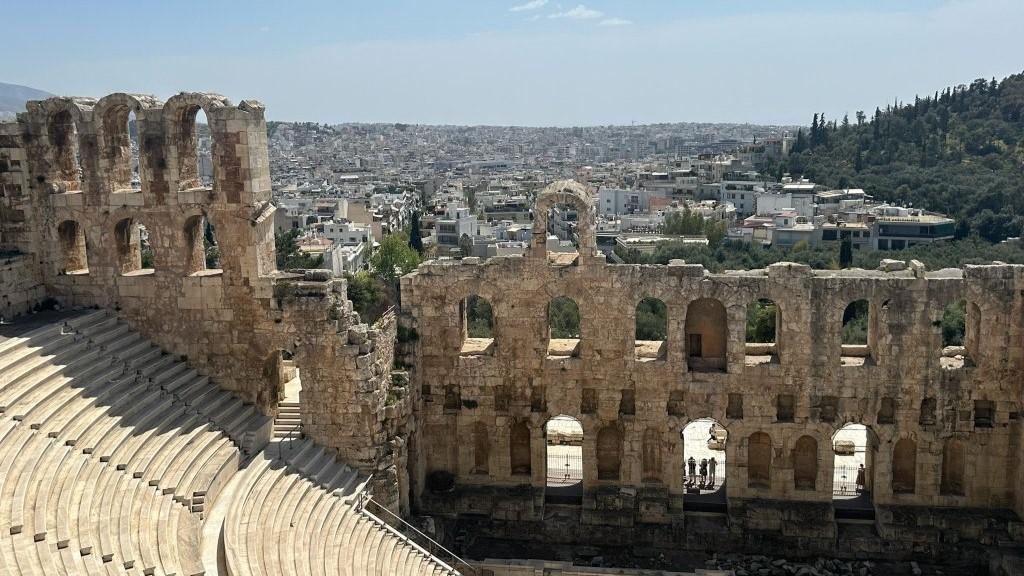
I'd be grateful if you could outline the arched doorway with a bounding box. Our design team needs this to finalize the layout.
[831,423,876,519]
[681,418,727,511]
[544,415,583,505]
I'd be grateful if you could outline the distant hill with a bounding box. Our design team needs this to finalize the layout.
[0,82,53,119]
[771,70,1024,241]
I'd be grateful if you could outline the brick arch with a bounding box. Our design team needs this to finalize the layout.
[531,180,596,261]
[163,92,232,191]
[93,93,162,194]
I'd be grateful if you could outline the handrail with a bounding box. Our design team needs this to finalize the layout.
[356,494,477,576]
[277,421,302,460]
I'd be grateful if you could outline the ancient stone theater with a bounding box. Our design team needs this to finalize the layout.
[1,91,1024,575]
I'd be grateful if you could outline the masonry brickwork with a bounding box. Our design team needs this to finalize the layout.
[402,180,1024,552]
[0,93,412,511]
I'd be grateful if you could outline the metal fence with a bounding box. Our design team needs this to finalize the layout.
[546,452,583,483]
[833,463,863,496]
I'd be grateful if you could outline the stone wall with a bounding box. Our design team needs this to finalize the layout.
[0,254,47,318]
[0,93,406,510]
[402,180,1024,547]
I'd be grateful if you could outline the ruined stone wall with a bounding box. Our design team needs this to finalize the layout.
[402,181,1024,543]
[0,93,406,509]
[0,255,47,317]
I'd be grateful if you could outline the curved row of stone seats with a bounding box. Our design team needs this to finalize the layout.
[220,438,452,576]
[0,309,267,575]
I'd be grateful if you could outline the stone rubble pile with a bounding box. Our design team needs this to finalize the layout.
[705,554,879,576]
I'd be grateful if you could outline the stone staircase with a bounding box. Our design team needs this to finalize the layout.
[274,401,302,439]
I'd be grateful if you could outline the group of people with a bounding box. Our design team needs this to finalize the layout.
[686,456,717,490]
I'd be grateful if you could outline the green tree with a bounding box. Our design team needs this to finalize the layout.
[841,300,869,345]
[346,270,393,323]
[746,300,777,343]
[548,296,580,339]
[275,228,324,270]
[370,233,421,284]
[942,299,966,346]
[408,211,425,255]
[635,297,667,341]
[458,233,473,258]
[839,237,854,268]
[466,295,494,338]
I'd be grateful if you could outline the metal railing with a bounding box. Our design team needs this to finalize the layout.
[277,422,302,460]
[356,493,477,576]
[545,452,583,483]
[833,463,865,496]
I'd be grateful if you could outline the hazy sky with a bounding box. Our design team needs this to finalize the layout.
[6,0,1022,126]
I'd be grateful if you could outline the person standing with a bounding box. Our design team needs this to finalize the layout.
[708,457,717,487]
[699,458,708,487]
[687,456,697,485]
[855,463,866,493]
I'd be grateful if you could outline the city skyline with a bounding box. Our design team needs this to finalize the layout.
[5,0,1023,126]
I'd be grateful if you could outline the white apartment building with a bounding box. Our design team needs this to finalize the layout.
[436,205,479,246]
[598,188,650,216]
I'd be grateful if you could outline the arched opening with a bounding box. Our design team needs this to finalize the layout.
[832,424,877,519]
[891,438,917,494]
[460,294,494,356]
[56,220,89,274]
[685,298,727,372]
[747,431,771,489]
[509,421,532,477]
[596,425,621,481]
[641,428,663,483]
[793,435,818,490]
[547,296,580,358]
[635,297,667,361]
[840,299,873,365]
[745,298,779,365]
[262,349,298,425]
[175,105,212,191]
[184,214,221,275]
[545,202,581,265]
[544,416,582,504]
[114,217,155,275]
[48,109,83,192]
[940,437,965,496]
[940,300,975,369]
[682,418,727,505]
[471,422,490,475]
[99,102,140,192]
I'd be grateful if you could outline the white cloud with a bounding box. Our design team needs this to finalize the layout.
[598,18,632,26]
[548,4,603,19]
[509,0,548,12]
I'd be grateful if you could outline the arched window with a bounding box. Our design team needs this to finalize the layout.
[471,422,489,475]
[635,297,667,361]
[940,300,976,368]
[48,109,83,192]
[747,432,772,488]
[940,437,965,495]
[56,220,89,274]
[461,295,494,355]
[99,101,139,192]
[547,296,580,358]
[841,299,873,365]
[891,438,917,494]
[793,435,818,490]
[114,217,155,275]
[510,421,531,476]
[745,298,779,364]
[686,298,727,372]
[174,105,210,191]
[184,215,221,275]
[641,428,662,482]
[596,426,621,481]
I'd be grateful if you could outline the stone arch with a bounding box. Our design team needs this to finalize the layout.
[641,428,662,483]
[793,435,818,490]
[747,431,772,488]
[892,437,917,494]
[635,296,667,360]
[509,421,532,476]
[831,422,878,499]
[940,436,966,495]
[681,418,728,493]
[163,92,231,191]
[42,99,90,193]
[547,296,580,357]
[56,220,89,274]
[596,425,622,481]
[183,213,221,275]
[114,217,155,275]
[685,298,728,372]
[531,180,596,262]
[94,93,161,193]
[471,421,490,475]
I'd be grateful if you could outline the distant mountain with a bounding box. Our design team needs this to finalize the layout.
[0,82,53,119]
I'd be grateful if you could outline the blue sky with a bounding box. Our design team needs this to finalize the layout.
[5,0,1023,126]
